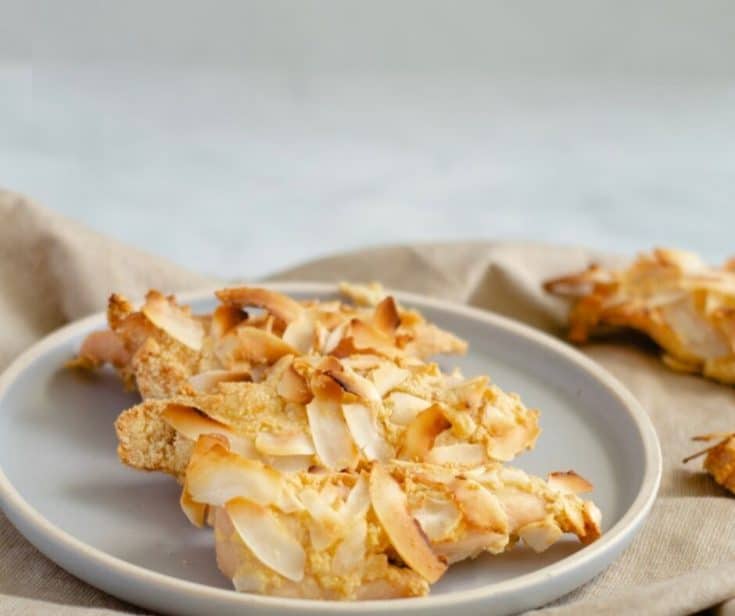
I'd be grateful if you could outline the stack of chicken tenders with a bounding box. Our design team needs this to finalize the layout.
[72,282,601,600]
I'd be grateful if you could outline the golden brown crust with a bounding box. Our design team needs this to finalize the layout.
[546,249,735,385]
[704,436,735,493]
[114,400,193,478]
[685,433,735,494]
[215,287,304,324]
[131,336,200,399]
[72,285,469,406]
[191,438,600,598]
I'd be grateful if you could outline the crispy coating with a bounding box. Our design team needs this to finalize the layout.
[546,248,735,385]
[685,433,735,494]
[114,399,193,478]
[189,437,600,599]
[72,284,468,398]
[114,353,540,478]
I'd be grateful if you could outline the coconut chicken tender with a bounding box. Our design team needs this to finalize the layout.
[114,351,540,478]
[71,284,467,398]
[685,433,735,494]
[545,248,735,385]
[182,435,600,600]
[182,436,600,599]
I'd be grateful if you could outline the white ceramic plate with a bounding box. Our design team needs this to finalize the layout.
[0,283,661,616]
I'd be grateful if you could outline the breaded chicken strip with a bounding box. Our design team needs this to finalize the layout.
[72,284,467,398]
[115,352,540,476]
[182,435,600,599]
[545,248,735,385]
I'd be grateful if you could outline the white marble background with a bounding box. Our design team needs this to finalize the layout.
[3,1,735,278]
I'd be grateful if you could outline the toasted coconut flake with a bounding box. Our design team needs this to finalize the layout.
[185,440,284,507]
[548,471,594,494]
[225,498,306,582]
[300,488,345,549]
[518,521,563,552]
[142,291,204,351]
[162,404,257,458]
[320,356,382,403]
[339,281,386,306]
[329,336,364,358]
[162,403,220,440]
[401,405,451,461]
[264,455,313,474]
[211,305,247,338]
[685,433,735,494]
[498,466,532,485]
[489,424,535,462]
[369,464,447,583]
[496,491,547,531]
[452,377,488,410]
[371,364,410,397]
[277,365,312,404]
[398,461,457,485]
[255,431,315,456]
[231,326,298,364]
[342,402,394,462]
[388,392,432,425]
[655,247,706,271]
[543,265,612,297]
[189,433,230,461]
[583,501,603,542]
[215,287,304,324]
[322,320,350,354]
[350,318,395,351]
[310,370,343,400]
[402,323,468,357]
[282,314,315,354]
[340,354,385,371]
[187,370,251,393]
[451,479,508,533]
[314,321,329,354]
[180,488,208,527]
[426,443,485,466]
[212,330,246,369]
[306,378,359,470]
[563,500,586,537]
[412,497,462,542]
[373,296,401,335]
[340,475,371,519]
[332,517,367,575]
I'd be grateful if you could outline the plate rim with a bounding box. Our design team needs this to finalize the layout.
[0,281,662,613]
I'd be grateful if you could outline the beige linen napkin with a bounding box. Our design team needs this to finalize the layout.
[1,189,734,615]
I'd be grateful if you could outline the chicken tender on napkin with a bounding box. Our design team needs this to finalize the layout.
[545,248,735,385]
[685,433,735,494]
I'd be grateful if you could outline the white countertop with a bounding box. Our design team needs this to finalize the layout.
[3,1,735,278]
